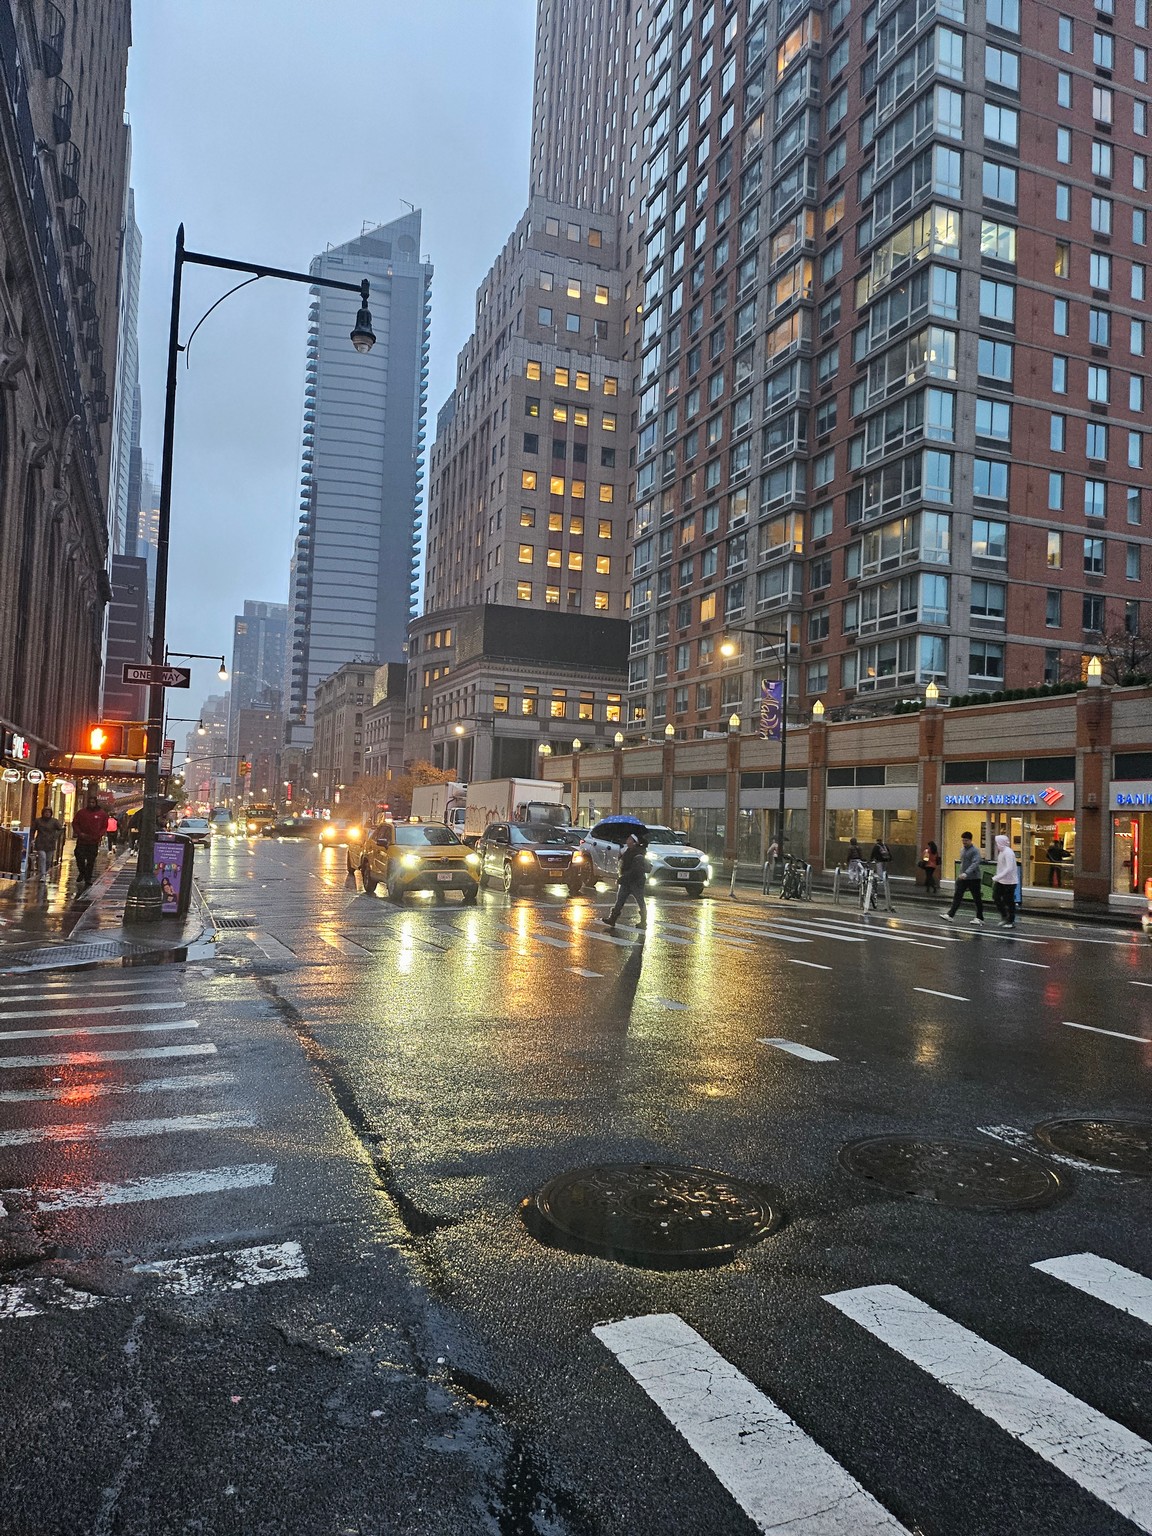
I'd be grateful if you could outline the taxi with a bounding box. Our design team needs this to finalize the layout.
[350,817,481,903]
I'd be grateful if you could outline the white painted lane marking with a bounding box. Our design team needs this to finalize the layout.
[826,1283,1152,1533]
[0,1041,217,1071]
[0,1001,186,1022]
[0,1071,232,1103]
[1002,958,1050,969]
[320,934,370,956]
[0,1241,309,1321]
[914,987,969,1002]
[721,919,860,946]
[1131,981,1152,989]
[1063,1020,1150,1044]
[248,933,296,960]
[134,1239,308,1295]
[978,1124,1126,1175]
[568,967,603,978]
[652,998,688,1011]
[788,959,834,972]
[593,1312,909,1534]
[0,1019,198,1044]
[0,982,175,1000]
[0,1109,255,1147]
[16,1162,276,1211]
[1034,1253,1152,1326]
[759,1038,838,1062]
[521,931,572,949]
[736,915,944,950]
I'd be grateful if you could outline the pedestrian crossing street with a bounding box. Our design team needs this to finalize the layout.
[0,968,312,1321]
[597,1249,1152,1534]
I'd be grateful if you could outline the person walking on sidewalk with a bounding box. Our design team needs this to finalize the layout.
[940,830,985,925]
[104,813,118,852]
[602,831,648,930]
[31,807,63,882]
[72,795,109,890]
[919,840,941,895]
[992,833,1018,928]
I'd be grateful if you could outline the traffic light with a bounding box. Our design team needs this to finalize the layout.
[239,759,252,777]
[126,727,149,757]
[86,723,123,755]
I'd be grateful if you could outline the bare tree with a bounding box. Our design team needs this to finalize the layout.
[1096,624,1152,686]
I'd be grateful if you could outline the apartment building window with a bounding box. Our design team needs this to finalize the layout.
[984,103,1019,147]
[1132,376,1145,411]
[1085,425,1109,461]
[1046,590,1062,627]
[979,279,1015,323]
[1090,252,1112,290]
[1048,530,1063,567]
[516,580,532,603]
[1057,127,1072,162]
[1089,308,1110,345]
[1052,355,1068,393]
[518,544,534,565]
[977,398,1012,441]
[983,161,1018,205]
[1128,544,1143,579]
[971,580,1007,621]
[1083,595,1105,631]
[1055,184,1071,221]
[1085,480,1107,517]
[1054,242,1070,279]
[1088,366,1110,404]
[545,586,560,605]
[1091,197,1113,236]
[981,220,1016,263]
[594,591,610,611]
[1085,537,1106,574]
[988,0,1020,30]
[1130,431,1145,468]
[1057,72,1073,108]
[1058,14,1074,49]
[522,470,537,490]
[1093,86,1114,125]
[969,640,1005,681]
[978,338,1013,381]
[985,46,1020,90]
[1136,210,1148,246]
[1136,155,1149,190]
[974,459,1009,501]
[973,518,1008,560]
[1128,487,1143,523]
[1092,142,1114,180]
[1050,415,1066,452]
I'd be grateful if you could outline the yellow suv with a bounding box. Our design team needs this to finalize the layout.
[352,819,481,903]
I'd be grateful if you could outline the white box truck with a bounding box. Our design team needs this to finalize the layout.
[410,781,468,834]
[462,778,570,840]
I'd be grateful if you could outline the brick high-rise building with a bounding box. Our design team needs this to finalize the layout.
[527,0,1152,737]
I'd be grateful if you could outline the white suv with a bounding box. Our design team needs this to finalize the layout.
[580,822,711,898]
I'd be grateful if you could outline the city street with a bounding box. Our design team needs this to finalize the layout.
[1,837,1150,1536]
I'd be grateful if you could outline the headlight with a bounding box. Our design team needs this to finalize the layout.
[321,826,334,839]
[227,823,237,834]
[348,827,362,841]
[516,852,534,864]
[572,852,586,863]
[465,852,481,866]
[400,853,421,869]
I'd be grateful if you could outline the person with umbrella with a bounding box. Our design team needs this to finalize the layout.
[601,823,649,930]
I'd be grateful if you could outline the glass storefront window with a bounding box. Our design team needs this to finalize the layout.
[1112,812,1149,894]
[825,808,917,874]
[937,810,1075,887]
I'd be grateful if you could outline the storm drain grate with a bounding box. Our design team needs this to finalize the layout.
[839,1135,1067,1211]
[0,940,153,970]
[521,1162,784,1269]
[1034,1118,1152,1175]
[213,916,256,929]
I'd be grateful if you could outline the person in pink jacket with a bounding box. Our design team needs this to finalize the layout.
[992,833,1018,928]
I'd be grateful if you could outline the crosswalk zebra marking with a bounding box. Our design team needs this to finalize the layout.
[826,1283,1152,1534]
[0,1071,233,1104]
[0,1041,217,1071]
[0,1001,186,1022]
[1033,1253,1152,1326]
[979,1124,1128,1175]
[0,1019,198,1044]
[1063,1019,1150,1044]
[11,1161,276,1211]
[568,966,603,978]
[594,1312,909,1534]
[787,959,833,972]
[914,987,969,1002]
[319,933,371,956]
[759,1038,838,1062]
[0,1109,255,1148]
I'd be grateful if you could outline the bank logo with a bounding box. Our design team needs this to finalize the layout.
[1040,786,1064,807]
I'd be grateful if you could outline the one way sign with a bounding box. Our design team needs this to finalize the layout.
[122,663,191,689]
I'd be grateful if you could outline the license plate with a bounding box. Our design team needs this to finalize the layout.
[436,872,453,882]
[675,871,692,880]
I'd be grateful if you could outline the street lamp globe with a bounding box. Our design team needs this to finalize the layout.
[453,723,465,736]
[350,283,377,354]
[613,731,625,747]
[538,742,553,757]
[571,737,582,753]
[720,639,738,658]
[196,720,206,736]
[812,699,826,718]
[664,723,676,740]
[728,713,741,733]
[217,658,228,681]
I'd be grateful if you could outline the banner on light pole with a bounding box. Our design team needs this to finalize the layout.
[759,679,783,740]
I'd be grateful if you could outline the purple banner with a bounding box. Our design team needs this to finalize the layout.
[154,836,187,915]
[759,679,783,740]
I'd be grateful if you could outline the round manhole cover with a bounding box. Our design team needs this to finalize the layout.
[520,1162,783,1269]
[839,1136,1066,1211]
[1034,1118,1152,1175]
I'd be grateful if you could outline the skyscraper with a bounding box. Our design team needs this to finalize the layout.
[286,213,433,747]
[526,0,1152,732]
[108,173,142,558]
[226,600,287,778]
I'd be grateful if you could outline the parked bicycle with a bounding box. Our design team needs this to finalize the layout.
[779,855,809,901]
[858,863,879,912]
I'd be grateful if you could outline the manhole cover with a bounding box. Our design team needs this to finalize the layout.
[1034,1118,1152,1175]
[839,1136,1066,1211]
[520,1162,783,1269]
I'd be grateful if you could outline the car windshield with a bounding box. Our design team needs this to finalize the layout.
[644,826,688,844]
[508,826,564,846]
[394,824,460,847]
[179,819,208,830]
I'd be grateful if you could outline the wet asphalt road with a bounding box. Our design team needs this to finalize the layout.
[1,836,1150,1536]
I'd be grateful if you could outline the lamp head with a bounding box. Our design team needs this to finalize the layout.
[1087,654,1103,685]
[924,680,940,704]
[453,723,465,736]
[720,639,738,658]
[538,742,552,756]
[664,723,676,740]
[218,658,228,681]
[812,699,825,718]
[571,737,582,753]
[350,282,376,354]
[613,731,624,747]
[728,713,741,732]
[196,720,206,736]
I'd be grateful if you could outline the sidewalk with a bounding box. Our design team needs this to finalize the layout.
[0,847,208,973]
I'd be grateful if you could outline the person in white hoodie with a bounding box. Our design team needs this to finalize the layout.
[992,833,1018,928]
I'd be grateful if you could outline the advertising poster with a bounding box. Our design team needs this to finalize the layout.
[759,679,783,741]
[154,836,186,915]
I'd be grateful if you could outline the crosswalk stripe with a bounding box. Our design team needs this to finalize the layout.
[319,933,371,956]
[0,982,175,1000]
[0,1001,186,1022]
[568,966,603,977]
[721,919,861,946]
[516,930,571,949]
[914,987,969,1002]
[826,1283,1152,1533]
[1063,1020,1150,1044]
[13,1162,276,1211]
[0,1041,216,1071]
[759,1038,838,1062]
[0,1109,255,1147]
[0,1071,232,1103]
[594,1312,909,1534]
[755,917,947,951]
[788,959,833,972]
[1033,1253,1152,1326]
[0,1020,198,1044]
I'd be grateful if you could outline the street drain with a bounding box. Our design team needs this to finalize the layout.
[520,1162,783,1269]
[1034,1117,1152,1175]
[213,916,256,929]
[839,1135,1066,1211]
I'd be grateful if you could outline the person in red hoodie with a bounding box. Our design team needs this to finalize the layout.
[72,795,109,890]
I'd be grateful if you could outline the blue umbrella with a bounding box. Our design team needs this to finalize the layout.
[590,815,647,843]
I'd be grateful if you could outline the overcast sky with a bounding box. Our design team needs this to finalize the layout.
[126,1,536,713]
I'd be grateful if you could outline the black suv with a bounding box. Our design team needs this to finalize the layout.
[476,822,590,896]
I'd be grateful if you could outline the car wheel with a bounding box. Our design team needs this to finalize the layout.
[502,861,519,896]
[566,880,583,897]
[386,874,404,903]
[346,854,357,875]
[462,886,479,905]
[478,864,489,889]
[686,883,704,898]
[361,866,378,894]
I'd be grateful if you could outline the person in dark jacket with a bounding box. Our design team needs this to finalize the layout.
[602,832,648,930]
[31,807,64,881]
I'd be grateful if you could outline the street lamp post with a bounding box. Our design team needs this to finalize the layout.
[124,226,375,922]
[720,624,792,858]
